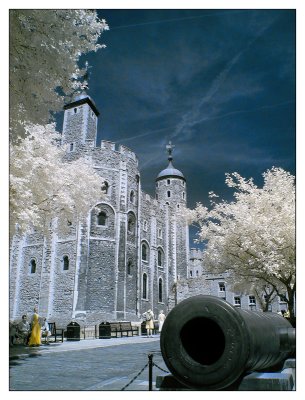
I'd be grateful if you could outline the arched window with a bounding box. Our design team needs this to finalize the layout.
[142,273,148,299]
[69,143,74,152]
[97,211,107,226]
[127,213,136,234]
[130,190,135,204]
[101,181,109,194]
[63,256,69,271]
[142,243,148,261]
[30,259,36,274]
[74,108,77,114]
[157,249,162,267]
[143,221,148,231]
[167,179,171,185]
[167,191,171,198]
[158,278,163,302]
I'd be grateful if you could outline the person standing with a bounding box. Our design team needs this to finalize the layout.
[28,307,41,347]
[143,309,154,337]
[158,310,166,333]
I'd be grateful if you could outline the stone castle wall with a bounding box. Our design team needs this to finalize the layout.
[9,96,189,327]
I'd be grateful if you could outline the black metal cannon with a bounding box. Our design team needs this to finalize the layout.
[160,295,295,390]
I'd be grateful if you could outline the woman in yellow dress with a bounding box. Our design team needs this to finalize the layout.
[28,307,41,346]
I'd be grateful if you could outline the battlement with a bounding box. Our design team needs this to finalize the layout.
[118,144,137,162]
[190,248,203,260]
[101,140,116,151]
[100,140,138,164]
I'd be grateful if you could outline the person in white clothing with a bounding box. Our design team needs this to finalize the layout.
[158,310,166,333]
[142,309,154,337]
[41,318,51,344]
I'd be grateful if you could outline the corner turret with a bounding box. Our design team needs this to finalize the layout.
[155,141,187,207]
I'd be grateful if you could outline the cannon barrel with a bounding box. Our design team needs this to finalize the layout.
[160,295,295,390]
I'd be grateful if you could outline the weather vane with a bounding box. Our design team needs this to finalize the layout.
[166,141,175,162]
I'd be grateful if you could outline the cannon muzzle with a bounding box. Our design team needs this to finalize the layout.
[160,295,295,390]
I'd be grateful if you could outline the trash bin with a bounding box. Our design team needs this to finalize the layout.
[141,321,147,336]
[99,322,111,339]
[66,321,80,341]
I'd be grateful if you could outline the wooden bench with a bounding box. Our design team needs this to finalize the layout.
[119,322,139,337]
[109,322,139,338]
[109,322,121,338]
[45,322,64,343]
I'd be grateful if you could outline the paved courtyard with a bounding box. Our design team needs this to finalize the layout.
[9,336,168,391]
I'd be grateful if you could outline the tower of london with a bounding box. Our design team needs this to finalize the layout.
[9,93,189,326]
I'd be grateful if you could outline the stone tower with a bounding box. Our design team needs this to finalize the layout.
[155,142,189,289]
[62,93,99,149]
[155,141,187,208]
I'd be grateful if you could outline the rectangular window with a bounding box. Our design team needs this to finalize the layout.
[249,296,256,305]
[234,296,241,306]
[219,282,226,292]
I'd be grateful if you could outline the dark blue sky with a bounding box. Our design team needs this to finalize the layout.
[69,9,295,246]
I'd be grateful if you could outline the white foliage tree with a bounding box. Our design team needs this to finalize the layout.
[10,9,109,135]
[10,124,105,236]
[9,10,109,237]
[186,167,295,320]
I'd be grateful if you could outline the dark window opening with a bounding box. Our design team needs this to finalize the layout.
[142,243,148,261]
[127,261,132,275]
[30,259,36,274]
[143,274,147,299]
[97,211,107,226]
[158,250,162,266]
[63,256,69,271]
[158,278,163,302]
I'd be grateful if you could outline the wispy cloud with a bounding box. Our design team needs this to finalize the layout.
[187,100,295,125]
[109,10,248,31]
[171,17,279,141]
[114,126,170,143]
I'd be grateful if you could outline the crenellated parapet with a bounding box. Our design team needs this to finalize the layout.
[100,140,138,165]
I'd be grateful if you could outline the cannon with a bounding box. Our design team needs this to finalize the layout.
[160,295,295,390]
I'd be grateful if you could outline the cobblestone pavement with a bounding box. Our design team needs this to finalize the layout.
[9,336,169,391]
